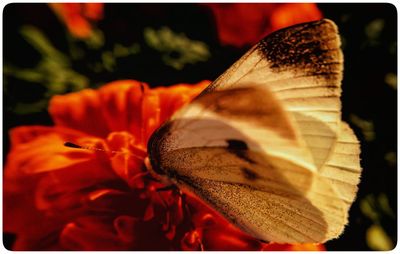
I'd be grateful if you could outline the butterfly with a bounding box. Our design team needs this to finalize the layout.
[146,19,362,244]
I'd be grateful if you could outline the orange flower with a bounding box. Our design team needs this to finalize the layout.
[49,3,104,38]
[4,80,325,250]
[202,3,323,47]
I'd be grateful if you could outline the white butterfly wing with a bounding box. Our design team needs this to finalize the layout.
[206,19,344,170]
[148,19,361,243]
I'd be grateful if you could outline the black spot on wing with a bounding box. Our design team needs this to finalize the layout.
[241,167,259,181]
[226,139,255,164]
[257,19,342,76]
[226,139,248,150]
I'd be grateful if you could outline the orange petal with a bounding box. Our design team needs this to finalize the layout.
[181,230,202,250]
[49,3,93,38]
[203,3,322,47]
[83,3,104,21]
[4,187,65,250]
[262,242,326,251]
[98,81,148,144]
[202,3,276,47]
[60,215,174,250]
[106,131,147,186]
[201,225,263,250]
[60,216,129,250]
[3,125,118,244]
[49,88,112,138]
[114,216,138,242]
[9,125,68,147]
[270,3,323,31]
[49,80,149,140]
[5,126,100,186]
[49,80,209,143]
[34,158,118,214]
[64,15,92,38]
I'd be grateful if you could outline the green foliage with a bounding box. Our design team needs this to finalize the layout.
[361,194,395,222]
[349,114,375,141]
[84,28,105,49]
[4,22,211,114]
[113,43,141,58]
[360,194,395,250]
[5,26,89,114]
[144,27,210,70]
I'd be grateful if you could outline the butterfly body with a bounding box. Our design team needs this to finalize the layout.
[147,19,361,244]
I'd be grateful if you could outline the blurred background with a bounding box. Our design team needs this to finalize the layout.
[3,3,397,251]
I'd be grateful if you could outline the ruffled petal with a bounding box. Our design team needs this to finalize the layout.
[49,80,209,142]
[3,125,118,248]
[49,87,112,138]
[201,226,263,250]
[60,216,130,250]
[34,158,118,214]
[203,3,322,47]
[114,215,138,242]
[4,189,65,250]
[83,3,103,20]
[5,79,325,251]
[106,131,147,187]
[4,158,120,250]
[48,3,103,38]
[60,215,173,250]
[270,3,323,31]
[5,126,98,184]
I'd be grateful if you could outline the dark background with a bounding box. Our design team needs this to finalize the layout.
[3,3,397,251]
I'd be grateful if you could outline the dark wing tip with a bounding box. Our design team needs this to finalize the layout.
[257,19,343,77]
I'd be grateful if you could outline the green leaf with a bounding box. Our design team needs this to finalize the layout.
[360,195,380,222]
[101,51,115,72]
[20,25,68,65]
[377,193,395,218]
[349,114,375,141]
[144,26,210,70]
[113,43,141,58]
[14,100,48,115]
[4,65,43,83]
[83,28,105,49]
